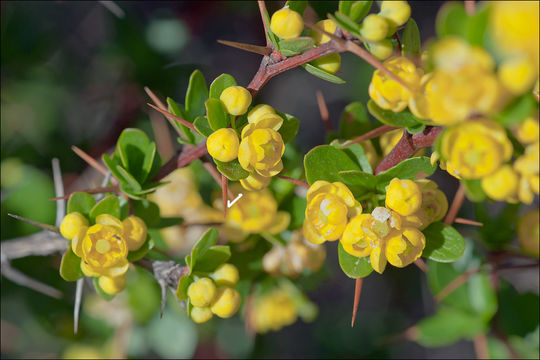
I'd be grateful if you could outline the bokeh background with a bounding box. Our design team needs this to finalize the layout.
[2,1,537,359]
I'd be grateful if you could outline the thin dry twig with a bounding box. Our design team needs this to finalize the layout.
[345,125,398,147]
[454,218,483,227]
[414,258,427,273]
[7,213,59,233]
[147,103,198,133]
[444,184,466,226]
[316,91,332,132]
[351,278,363,327]
[217,39,271,56]
[276,175,309,188]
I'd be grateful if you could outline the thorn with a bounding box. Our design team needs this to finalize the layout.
[7,213,59,233]
[345,125,399,147]
[71,146,111,178]
[454,217,484,227]
[144,87,187,140]
[1,258,63,299]
[49,185,119,201]
[147,103,198,133]
[316,91,331,132]
[159,280,167,319]
[217,39,272,56]
[444,184,466,225]
[351,278,363,327]
[74,278,84,334]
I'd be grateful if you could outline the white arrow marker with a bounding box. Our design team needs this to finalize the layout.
[227,193,243,208]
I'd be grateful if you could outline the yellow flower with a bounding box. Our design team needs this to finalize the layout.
[367,39,394,60]
[60,212,89,240]
[251,289,297,333]
[71,226,88,257]
[369,57,422,113]
[247,112,284,130]
[210,263,239,287]
[310,53,341,74]
[384,228,425,268]
[379,0,411,28]
[223,185,290,239]
[518,210,539,256]
[515,117,540,144]
[411,179,448,228]
[431,37,494,74]
[441,119,512,179]
[481,165,519,201]
[239,172,271,191]
[188,278,217,307]
[312,19,337,45]
[98,274,127,295]
[207,128,240,162]
[210,287,242,318]
[238,123,285,177]
[247,104,276,124]
[191,306,213,324]
[303,181,362,245]
[498,56,537,95]
[220,86,252,116]
[270,7,304,40]
[122,216,147,251]
[385,178,422,216]
[359,14,389,42]
[514,141,539,203]
[81,224,129,277]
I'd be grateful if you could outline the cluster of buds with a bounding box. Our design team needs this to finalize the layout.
[59,212,147,294]
[361,1,411,60]
[303,178,448,274]
[187,263,241,323]
[249,288,298,334]
[219,184,290,242]
[262,230,326,278]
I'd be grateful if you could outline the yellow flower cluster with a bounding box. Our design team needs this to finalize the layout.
[490,1,539,95]
[60,212,148,295]
[250,289,298,334]
[263,230,326,278]
[187,263,241,323]
[518,210,539,257]
[303,181,362,245]
[221,184,290,241]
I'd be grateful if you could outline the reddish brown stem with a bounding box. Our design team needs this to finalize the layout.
[464,0,476,15]
[49,185,119,201]
[473,333,489,360]
[374,126,442,175]
[444,184,466,226]
[414,258,427,273]
[454,218,483,227]
[346,125,398,147]
[257,0,272,48]
[351,278,363,327]
[276,175,309,188]
[203,161,234,200]
[316,91,332,132]
[176,143,209,169]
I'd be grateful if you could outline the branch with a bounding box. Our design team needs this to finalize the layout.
[257,0,272,48]
[444,184,466,226]
[345,125,398,147]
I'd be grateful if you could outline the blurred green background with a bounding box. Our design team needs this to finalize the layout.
[2,1,538,359]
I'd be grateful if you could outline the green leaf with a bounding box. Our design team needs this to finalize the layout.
[462,179,486,202]
[214,158,250,180]
[189,228,219,273]
[192,245,231,273]
[338,243,373,278]
[476,203,519,250]
[493,93,537,127]
[168,97,195,144]
[367,99,424,129]
[116,128,152,182]
[67,192,96,217]
[116,165,142,192]
[209,74,237,99]
[102,153,130,185]
[349,1,372,23]
[329,12,362,39]
[139,142,158,184]
[422,222,465,262]
[286,0,308,15]
[401,18,421,56]
[338,101,371,139]
[465,4,490,46]
[263,8,280,50]
[89,195,121,223]
[127,236,154,262]
[93,277,116,301]
[436,2,468,39]
[416,306,487,347]
[132,199,161,228]
[375,157,436,191]
[153,217,184,229]
[338,170,376,189]
[185,70,208,122]
[205,98,229,130]
[193,116,213,138]
[304,145,361,184]
[176,275,194,301]
[278,37,315,56]
[59,248,84,281]
[302,63,346,84]
[340,143,373,174]
[498,281,539,337]
[275,111,300,144]
[338,1,353,16]
[406,122,426,134]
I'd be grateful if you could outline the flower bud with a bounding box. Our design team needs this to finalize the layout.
[207,128,240,162]
[247,104,276,124]
[368,39,394,60]
[191,306,213,324]
[60,212,89,240]
[379,1,411,27]
[359,14,389,42]
[515,117,539,144]
[98,275,127,295]
[210,287,242,318]
[385,227,425,267]
[270,7,304,40]
[71,226,88,257]
[312,19,337,45]
[481,165,519,201]
[220,86,252,115]
[210,263,239,287]
[238,127,284,177]
[240,172,271,191]
[95,214,122,228]
[310,53,341,74]
[123,216,147,251]
[188,278,217,307]
[498,56,537,95]
[385,178,422,216]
